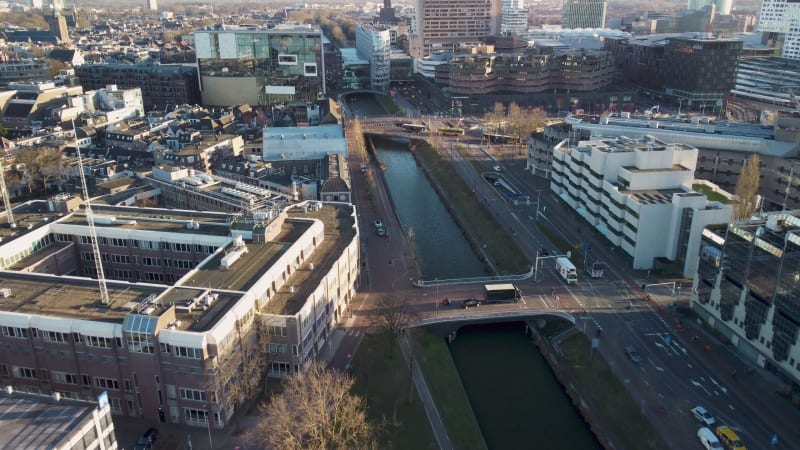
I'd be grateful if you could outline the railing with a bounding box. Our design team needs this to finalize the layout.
[415,265,534,287]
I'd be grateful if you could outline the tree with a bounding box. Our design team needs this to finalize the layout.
[507,102,547,155]
[482,101,506,132]
[245,362,378,450]
[734,154,761,219]
[374,294,416,357]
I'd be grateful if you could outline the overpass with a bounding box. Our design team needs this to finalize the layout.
[413,308,577,339]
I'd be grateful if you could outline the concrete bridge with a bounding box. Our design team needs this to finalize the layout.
[340,89,391,98]
[413,308,576,339]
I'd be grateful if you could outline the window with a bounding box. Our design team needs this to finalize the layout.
[86,336,113,348]
[184,408,208,424]
[179,388,207,401]
[44,331,68,343]
[127,333,154,354]
[1,326,28,338]
[52,371,77,384]
[270,362,290,374]
[267,326,287,337]
[160,343,171,353]
[94,377,119,390]
[16,367,37,379]
[174,346,202,359]
[269,343,288,354]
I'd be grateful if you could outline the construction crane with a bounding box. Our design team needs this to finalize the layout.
[74,125,109,305]
[0,160,14,228]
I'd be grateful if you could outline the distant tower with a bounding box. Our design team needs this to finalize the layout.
[687,0,731,15]
[379,0,396,24]
[562,0,607,29]
[46,12,70,44]
[147,0,157,11]
[51,0,63,11]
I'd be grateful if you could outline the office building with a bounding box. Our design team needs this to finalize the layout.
[0,60,51,85]
[550,135,732,276]
[562,0,607,29]
[75,64,201,111]
[193,24,325,107]
[0,193,360,427]
[688,0,731,15]
[355,23,392,92]
[0,389,118,449]
[413,0,501,57]
[147,0,157,11]
[501,0,528,35]
[692,211,800,386]
[758,0,800,60]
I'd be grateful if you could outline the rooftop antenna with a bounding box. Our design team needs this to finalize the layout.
[74,120,109,305]
[0,158,15,228]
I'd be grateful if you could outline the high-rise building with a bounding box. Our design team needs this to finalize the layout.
[759,0,800,60]
[413,0,501,57]
[688,0,732,15]
[193,24,325,106]
[562,0,607,29]
[355,23,392,92]
[691,211,800,387]
[379,0,396,24]
[501,0,528,35]
[45,12,69,44]
[50,0,63,11]
[147,0,158,11]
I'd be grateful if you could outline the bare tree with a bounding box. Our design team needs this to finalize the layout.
[245,362,379,450]
[482,101,506,132]
[374,294,416,357]
[734,153,761,219]
[13,148,63,194]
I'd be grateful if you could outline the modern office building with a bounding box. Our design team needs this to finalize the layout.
[75,64,201,111]
[147,0,157,11]
[550,135,733,276]
[758,0,800,60]
[731,57,800,109]
[193,24,325,106]
[562,0,607,29]
[0,60,51,85]
[688,0,732,15]
[0,194,360,428]
[413,0,501,57]
[0,389,118,449]
[501,0,528,35]
[692,211,800,386]
[355,23,392,92]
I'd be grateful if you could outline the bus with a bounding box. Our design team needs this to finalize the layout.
[399,123,428,133]
[483,132,520,144]
[483,283,522,303]
[438,127,464,136]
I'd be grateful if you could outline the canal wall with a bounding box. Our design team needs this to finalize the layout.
[528,325,620,450]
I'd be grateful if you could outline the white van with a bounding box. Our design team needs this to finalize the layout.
[698,427,723,450]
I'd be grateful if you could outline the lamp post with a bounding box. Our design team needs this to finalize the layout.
[435,278,439,316]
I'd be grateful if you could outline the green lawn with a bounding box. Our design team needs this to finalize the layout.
[351,332,438,450]
[415,141,530,274]
[412,330,488,450]
[692,184,731,204]
[559,334,670,450]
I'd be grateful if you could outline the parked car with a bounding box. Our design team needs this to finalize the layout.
[715,426,746,450]
[692,406,716,427]
[624,345,643,364]
[462,299,480,309]
[376,226,386,236]
[136,428,159,447]
[697,427,723,450]
[493,165,502,172]
[373,219,384,229]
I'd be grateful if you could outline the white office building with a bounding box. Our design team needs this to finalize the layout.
[501,0,528,35]
[550,135,732,276]
[355,23,392,92]
[758,0,800,60]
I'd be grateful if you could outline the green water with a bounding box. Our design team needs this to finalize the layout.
[450,322,602,450]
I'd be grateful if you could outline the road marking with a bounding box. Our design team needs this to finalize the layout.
[690,379,712,396]
[651,361,664,372]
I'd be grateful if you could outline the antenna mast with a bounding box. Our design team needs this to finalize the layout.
[75,124,109,305]
[0,159,14,228]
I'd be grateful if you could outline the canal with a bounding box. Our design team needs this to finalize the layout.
[347,94,598,449]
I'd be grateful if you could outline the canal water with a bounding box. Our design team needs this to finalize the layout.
[348,94,598,449]
[450,323,602,450]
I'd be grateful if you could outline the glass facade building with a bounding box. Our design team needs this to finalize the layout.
[693,212,800,386]
[194,24,325,106]
[355,23,392,92]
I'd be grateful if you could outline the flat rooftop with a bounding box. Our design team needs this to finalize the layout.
[60,209,231,237]
[0,271,163,323]
[0,391,101,449]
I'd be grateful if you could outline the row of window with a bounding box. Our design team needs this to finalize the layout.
[71,235,215,254]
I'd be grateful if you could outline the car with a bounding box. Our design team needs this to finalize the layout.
[137,428,159,447]
[715,426,746,450]
[376,226,386,236]
[462,299,480,309]
[624,345,643,364]
[493,165,502,172]
[538,248,550,256]
[698,427,723,450]
[373,219,384,229]
[692,406,716,427]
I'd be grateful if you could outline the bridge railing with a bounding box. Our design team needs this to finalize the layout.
[414,266,534,287]
[412,309,576,327]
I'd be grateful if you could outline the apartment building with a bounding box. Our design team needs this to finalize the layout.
[562,0,607,29]
[0,197,360,428]
[692,211,800,386]
[413,0,501,57]
[75,64,201,111]
[550,135,732,276]
[0,389,118,449]
[355,23,392,92]
[193,23,325,106]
